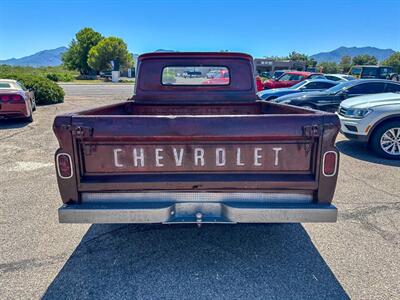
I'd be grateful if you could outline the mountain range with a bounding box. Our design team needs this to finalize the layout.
[0,46,396,67]
[310,46,395,63]
[0,47,68,67]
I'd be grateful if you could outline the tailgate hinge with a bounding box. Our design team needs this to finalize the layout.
[302,125,322,153]
[63,125,95,155]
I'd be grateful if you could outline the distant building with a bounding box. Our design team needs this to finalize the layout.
[254,58,306,74]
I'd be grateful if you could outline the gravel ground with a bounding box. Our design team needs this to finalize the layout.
[0,84,399,299]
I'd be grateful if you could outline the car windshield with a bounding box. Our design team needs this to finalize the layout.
[273,71,284,78]
[278,73,304,81]
[325,81,355,94]
[290,81,308,89]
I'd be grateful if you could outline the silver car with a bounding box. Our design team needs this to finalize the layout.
[338,92,400,159]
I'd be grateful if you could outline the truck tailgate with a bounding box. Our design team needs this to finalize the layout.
[69,114,326,192]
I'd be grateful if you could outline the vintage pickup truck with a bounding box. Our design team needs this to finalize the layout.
[53,52,340,224]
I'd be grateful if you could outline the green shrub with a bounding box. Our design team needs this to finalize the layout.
[1,73,64,105]
[0,65,78,78]
[46,72,75,82]
[46,73,59,82]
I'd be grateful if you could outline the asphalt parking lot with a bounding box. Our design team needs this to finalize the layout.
[1,84,399,299]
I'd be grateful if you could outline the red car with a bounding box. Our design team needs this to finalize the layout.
[202,69,229,85]
[256,76,264,92]
[0,79,36,122]
[263,71,324,89]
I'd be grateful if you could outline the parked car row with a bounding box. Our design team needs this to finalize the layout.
[258,79,338,101]
[256,71,355,92]
[258,64,399,93]
[270,79,400,112]
[0,79,36,122]
[257,78,400,159]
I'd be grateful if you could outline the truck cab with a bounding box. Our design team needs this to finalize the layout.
[53,52,340,224]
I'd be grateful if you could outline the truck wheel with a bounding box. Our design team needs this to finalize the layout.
[370,121,400,159]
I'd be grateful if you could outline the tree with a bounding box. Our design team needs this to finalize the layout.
[87,37,133,72]
[318,62,339,74]
[339,55,352,73]
[288,51,308,61]
[382,52,400,73]
[287,51,316,68]
[62,28,103,75]
[307,58,317,68]
[352,54,377,65]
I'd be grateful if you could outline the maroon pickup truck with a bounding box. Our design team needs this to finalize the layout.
[53,52,340,224]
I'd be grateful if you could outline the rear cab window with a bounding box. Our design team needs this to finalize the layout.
[162,66,230,85]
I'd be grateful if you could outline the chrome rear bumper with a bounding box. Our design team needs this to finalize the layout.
[59,192,337,224]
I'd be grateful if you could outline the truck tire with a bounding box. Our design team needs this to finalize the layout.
[370,121,400,159]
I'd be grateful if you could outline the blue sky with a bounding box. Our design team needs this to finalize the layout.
[0,0,399,60]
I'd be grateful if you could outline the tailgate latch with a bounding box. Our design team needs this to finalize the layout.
[302,125,321,138]
[302,125,322,153]
[71,126,93,139]
[70,126,95,155]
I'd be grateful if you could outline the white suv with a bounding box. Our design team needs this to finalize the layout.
[338,92,400,159]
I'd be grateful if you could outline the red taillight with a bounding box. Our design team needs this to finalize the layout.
[323,151,337,177]
[0,94,11,101]
[0,94,23,102]
[57,153,73,179]
[11,94,23,101]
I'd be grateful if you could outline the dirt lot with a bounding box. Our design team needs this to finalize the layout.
[0,84,399,299]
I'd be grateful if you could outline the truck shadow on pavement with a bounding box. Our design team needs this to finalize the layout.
[43,224,349,299]
[336,140,400,167]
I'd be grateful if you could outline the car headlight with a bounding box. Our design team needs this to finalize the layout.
[344,108,372,118]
